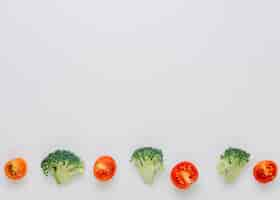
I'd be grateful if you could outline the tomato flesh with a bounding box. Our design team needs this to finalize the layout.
[4,158,27,180]
[171,161,199,190]
[94,156,117,181]
[253,160,277,184]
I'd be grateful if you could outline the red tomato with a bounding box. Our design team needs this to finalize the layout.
[4,158,27,181]
[94,156,117,181]
[171,161,199,190]
[253,160,278,184]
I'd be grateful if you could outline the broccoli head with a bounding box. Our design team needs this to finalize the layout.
[41,150,84,184]
[131,147,164,184]
[217,147,250,183]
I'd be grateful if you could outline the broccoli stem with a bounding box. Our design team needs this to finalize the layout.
[52,166,70,184]
[139,165,156,184]
[53,166,84,184]
[54,172,62,184]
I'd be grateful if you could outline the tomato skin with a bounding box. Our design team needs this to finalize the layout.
[94,156,117,181]
[4,158,27,181]
[170,161,199,190]
[253,160,278,184]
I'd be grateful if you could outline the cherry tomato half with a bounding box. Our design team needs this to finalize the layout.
[94,156,117,181]
[171,161,199,190]
[253,160,278,184]
[4,158,27,181]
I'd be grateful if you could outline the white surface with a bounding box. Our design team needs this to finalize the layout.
[1,0,280,199]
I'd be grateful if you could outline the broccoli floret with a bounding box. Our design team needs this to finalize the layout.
[130,147,164,184]
[41,150,84,184]
[217,147,250,183]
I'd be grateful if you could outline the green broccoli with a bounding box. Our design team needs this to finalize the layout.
[217,147,250,183]
[130,147,164,184]
[41,150,84,184]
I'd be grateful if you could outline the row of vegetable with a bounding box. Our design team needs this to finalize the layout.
[3,147,278,189]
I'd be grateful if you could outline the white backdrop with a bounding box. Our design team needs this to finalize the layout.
[1,0,280,199]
